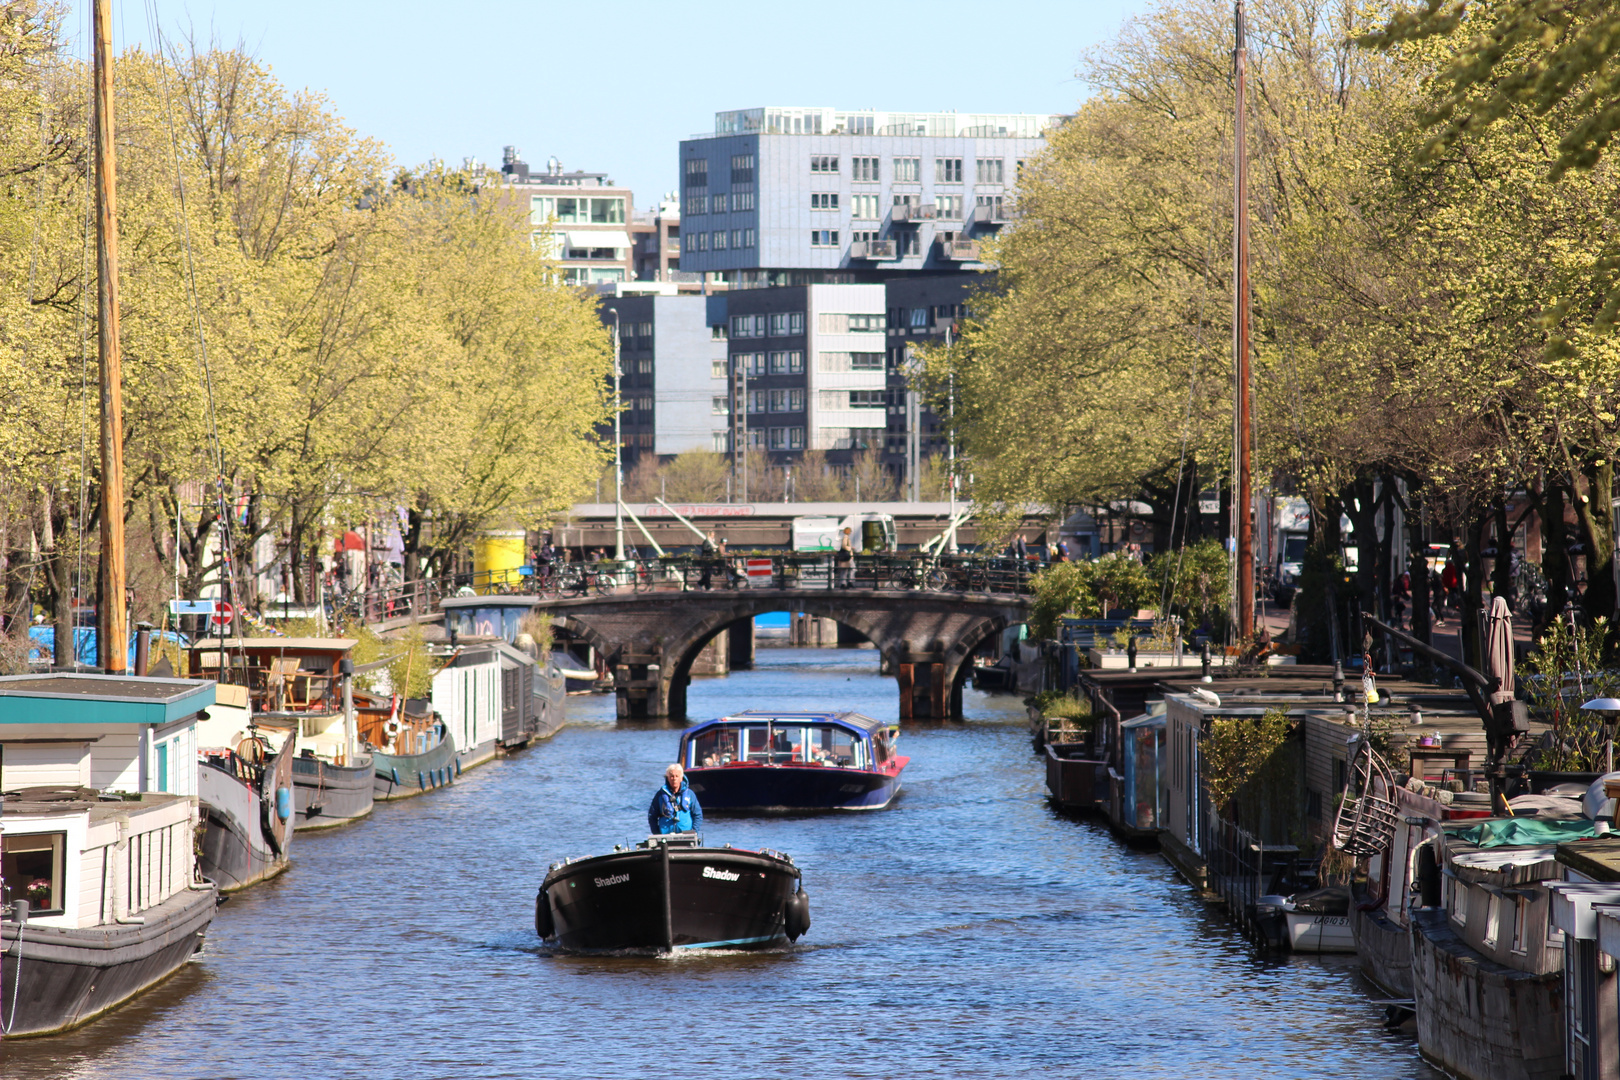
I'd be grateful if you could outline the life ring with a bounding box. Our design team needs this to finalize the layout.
[534,889,555,939]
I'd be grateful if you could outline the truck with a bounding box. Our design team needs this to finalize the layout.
[792,513,896,553]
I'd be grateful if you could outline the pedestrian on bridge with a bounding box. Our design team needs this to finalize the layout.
[835,527,854,588]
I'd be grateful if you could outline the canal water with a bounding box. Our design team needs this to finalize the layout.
[7,646,1439,1079]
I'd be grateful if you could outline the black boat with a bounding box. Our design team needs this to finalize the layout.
[535,835,810,953]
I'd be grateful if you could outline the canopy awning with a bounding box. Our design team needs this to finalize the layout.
[565,230,631,251]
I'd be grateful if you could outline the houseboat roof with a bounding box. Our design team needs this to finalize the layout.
[188,637,358,652]
[683,710,890,736]
[0,673,215,725]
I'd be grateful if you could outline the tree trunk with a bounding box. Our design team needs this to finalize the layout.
[1461,510,1488,672]
[1541,480,1569,627]
[291,506,308,605]
[39,488,74,669]
[1492,498,1514,605]
[1407,483,1432,652]
[1575,459,1616,630]
[403,503,425,583]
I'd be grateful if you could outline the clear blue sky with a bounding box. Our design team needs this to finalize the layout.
[74,0,1154,207]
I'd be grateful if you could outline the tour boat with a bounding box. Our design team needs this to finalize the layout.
[0,674,219,1036]
[535,834,809,953]
[678,710,907,813]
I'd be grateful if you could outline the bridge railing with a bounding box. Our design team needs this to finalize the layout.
[335,553,1037,626]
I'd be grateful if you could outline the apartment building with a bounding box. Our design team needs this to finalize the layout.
[597,289,730,469]
[494,146,635,286]
[676,107,1061,285]
[882,273,980,468]
[631,196,683,283]
[716,283,889,461]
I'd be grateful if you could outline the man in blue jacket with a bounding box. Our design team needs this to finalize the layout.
[648,763,703,835]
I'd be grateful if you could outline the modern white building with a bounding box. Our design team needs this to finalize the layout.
[677,107,1063,284]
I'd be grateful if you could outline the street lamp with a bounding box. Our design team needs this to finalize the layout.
[1581,697,1620,773]
[606,307,625,562]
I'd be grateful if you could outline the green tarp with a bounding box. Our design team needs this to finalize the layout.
[1453,818,1599,848]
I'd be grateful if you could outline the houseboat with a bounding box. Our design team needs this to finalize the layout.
[0,674,219,1037]
[364,696,457,800]
[188,637,373,832]
[536,833,809,953]
[678,710,906,813]
[1408,816,1591,1080]
[435,595,568,749]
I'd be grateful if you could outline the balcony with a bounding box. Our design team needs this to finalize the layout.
[974,200,1010,225]
[851,239,898,260]
[890,203,936,224]
[938,238,981,261]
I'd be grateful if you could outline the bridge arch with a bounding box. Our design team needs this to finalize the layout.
[529,589,1029,721]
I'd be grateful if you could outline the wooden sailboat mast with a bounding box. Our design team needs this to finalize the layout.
[93,0,127,674]
[1233,1,1255,641]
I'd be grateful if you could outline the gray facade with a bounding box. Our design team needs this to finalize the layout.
[677,108,1060,284]
[599,290,729,467]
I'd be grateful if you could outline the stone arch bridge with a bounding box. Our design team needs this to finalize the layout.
[534,589,1031,720]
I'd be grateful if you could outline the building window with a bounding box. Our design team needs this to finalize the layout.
[684,158,708,186]
[819,312,882,333]
[893,156,920,182]
[851,156,879,182]
[850,389,884,406]
[712,432,729,452]
[851,194,880,220]
[768,312,805,337]
[636,321,654,339]
[732,191,755,211]
[790,426,805,449]
[711,193,727,214]
[636,358,653,374]
[769,427,788,449]
[531,197,626,225]
[810,229,839,247]
[690,231,708,252]
[810,193,839,211]
[749,390,768,414]
[935,158,963,183]
[810,155,839,173]
[769,389,788,412]
[1016,158,1029,179]
[977,194,1005,220]
[741,228,756,247]
[768,350,805,374]
[899,232,920,256]
[747,428,765,448]
[711,323,727,340]
[817,352,884,371]
[636,396,653,412]
[712,230,727,250]
[734,351,766,375]
[730,153,755,184]
[730,314,766,338]
[909,307,930,328]
[851,229,879,245]
[936,194,963,220]
[685,195,706,217]
[2,832,65,915]
[976,158,1006,184]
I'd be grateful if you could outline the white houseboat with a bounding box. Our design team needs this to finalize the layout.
[0,673,218,1037]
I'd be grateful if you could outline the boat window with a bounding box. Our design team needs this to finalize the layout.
[872,729,894,764]
[692,728,741,766]
[741,725,806,763]
[1,832,65,915]
[806,726,859,767]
